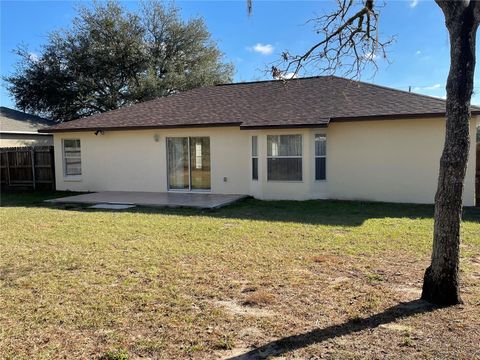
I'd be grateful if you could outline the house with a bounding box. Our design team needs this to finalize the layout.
[0,107,54,147]
[40,76,479,206]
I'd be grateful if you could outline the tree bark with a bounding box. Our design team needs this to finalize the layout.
[422,2,479,306]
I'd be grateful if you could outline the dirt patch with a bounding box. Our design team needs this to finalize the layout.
[217,344,284,360]
[217,346,252,359]
[379,323,414,333]
[213,300,276,318]
[238,327,263,339]
[330,276,351,285]
[394,286,422,296]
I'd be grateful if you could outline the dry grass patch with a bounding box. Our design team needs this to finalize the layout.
[242,290,276,307]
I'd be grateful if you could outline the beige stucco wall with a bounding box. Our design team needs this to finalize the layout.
[53,116,478,206]
[54,127,250,194]
[326,118,477,206]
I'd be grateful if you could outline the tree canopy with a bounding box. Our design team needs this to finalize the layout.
[5,1,234,122]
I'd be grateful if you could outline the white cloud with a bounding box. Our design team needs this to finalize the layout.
[413,83,442,91]
[410,0,419,8]
[28,52,39,62]
[364,51,377,60]
[427,94,447,100]
[415,50,421,55]
[247,43,275,55]
[425,84,442,90]
[275,72,298,80]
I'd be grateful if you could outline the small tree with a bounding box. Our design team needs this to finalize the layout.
[250,0,479,306]
[5,0,233,122]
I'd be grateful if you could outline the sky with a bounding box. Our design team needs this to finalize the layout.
[1,0,480,109]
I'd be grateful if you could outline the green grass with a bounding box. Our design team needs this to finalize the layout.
[0,190,81,207]
[1,192,479,359]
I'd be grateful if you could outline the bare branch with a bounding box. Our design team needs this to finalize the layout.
[247,0,253,16]
[267,0,394,80]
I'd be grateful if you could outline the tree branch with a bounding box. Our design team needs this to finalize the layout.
[268,0,394,80]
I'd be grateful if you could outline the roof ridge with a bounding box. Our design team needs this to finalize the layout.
[330,76,448,104]
[348,77,480,109]
[214,75,454,107]
[215,75,332,87]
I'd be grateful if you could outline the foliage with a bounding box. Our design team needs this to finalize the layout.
[5,1,233,122]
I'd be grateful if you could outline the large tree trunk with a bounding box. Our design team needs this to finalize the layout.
[422,2,479,306]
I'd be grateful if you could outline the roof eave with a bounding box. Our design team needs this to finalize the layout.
[38,121,243,133]
[240,123,329,130]
[330,112,452,122]
[0,130,52,135]
[38,111,480,133]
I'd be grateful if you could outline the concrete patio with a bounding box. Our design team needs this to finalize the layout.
[46,191,247,209]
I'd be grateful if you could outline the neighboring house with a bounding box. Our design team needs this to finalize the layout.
[0,107,54,147]
[40,76,480,206]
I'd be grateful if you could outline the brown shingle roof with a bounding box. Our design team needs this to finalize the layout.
[40,76,480,133]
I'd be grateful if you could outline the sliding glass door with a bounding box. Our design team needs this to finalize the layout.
[189,137,211,190]
[167,137,211,191]
[167,137,189,190]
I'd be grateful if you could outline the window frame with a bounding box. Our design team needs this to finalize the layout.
[314,134,327,181]
[251,136,258,181]
[266,134,303,182]
[62,138,82,180]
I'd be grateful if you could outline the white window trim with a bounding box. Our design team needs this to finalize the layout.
[252,136,259,181]
[266,134,303,182]
[314,134,327,182]
[62,139,82,181]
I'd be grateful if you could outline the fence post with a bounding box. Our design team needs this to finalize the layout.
[5,151,11,186]
[50,146,56,191]
[31,148,36,190]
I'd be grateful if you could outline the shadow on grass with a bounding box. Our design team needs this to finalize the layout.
[1,191,479,226]
[227,300,435,360]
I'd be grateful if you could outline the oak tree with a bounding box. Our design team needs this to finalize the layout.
[5,0,233,122]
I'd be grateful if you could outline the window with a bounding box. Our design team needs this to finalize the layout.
[252,136,258,180]
[63,139,81,177]
[267,135,302,181]
[315,134,326,180]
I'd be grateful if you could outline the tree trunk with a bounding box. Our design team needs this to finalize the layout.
[422,3,479,306]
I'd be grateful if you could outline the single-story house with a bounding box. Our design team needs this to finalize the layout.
[40,76,479,206]
[0,107,54,147]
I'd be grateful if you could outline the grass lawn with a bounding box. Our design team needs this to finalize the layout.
[1,192,479,359]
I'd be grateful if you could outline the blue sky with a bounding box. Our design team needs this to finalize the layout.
[1,0,479,109]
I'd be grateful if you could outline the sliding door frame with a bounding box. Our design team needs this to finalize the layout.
[166,136,211,192]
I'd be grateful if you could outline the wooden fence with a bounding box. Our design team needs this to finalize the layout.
[0,146,56,190]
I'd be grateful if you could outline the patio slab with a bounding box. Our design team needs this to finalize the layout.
[46,191,247,209]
